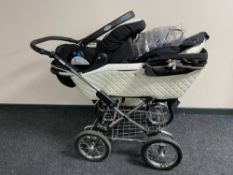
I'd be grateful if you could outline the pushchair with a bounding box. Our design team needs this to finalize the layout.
[31,11,209,170]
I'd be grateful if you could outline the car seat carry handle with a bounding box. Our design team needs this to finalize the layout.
[30,36,80,57]
[80,11,135,46]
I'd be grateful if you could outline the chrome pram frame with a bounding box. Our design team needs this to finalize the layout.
[90,98,178,142]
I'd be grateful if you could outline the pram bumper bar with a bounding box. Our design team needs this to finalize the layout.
[30,36,80,57]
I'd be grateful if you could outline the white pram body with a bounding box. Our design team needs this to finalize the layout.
[71,65,201,100]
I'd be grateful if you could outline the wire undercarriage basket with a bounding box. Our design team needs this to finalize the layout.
[101,104,171,141]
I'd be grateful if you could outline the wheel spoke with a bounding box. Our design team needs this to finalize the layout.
[94,148,101,156]
[80,139,90,147]
[79,144,88,149]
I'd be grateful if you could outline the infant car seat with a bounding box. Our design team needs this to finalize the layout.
[54,19,146,67]
[52,19,146,87]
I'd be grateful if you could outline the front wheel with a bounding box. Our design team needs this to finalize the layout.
[142,135,182,170]
[75,130,111,161]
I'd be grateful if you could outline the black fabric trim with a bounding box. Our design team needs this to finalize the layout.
[98,20,146,52]
[135,32,209,63]
[144,49,208,76]
[180,32,209,50]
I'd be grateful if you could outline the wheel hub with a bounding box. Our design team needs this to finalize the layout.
[89,144,95,150]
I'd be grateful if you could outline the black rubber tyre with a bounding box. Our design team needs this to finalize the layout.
[75,130,111,162]
[142,135,182,170]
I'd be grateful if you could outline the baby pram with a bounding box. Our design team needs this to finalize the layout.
[31,11,209,170]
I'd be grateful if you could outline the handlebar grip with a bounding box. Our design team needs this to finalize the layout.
[30,36,80,57]
[30,38,53,57]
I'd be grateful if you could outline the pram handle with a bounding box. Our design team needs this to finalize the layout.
[80,11,135,46]
[30,36,80,57]
[31,36,117,107]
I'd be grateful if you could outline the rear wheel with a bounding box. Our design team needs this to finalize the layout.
[142,135,182,170]
[75,130,111,161]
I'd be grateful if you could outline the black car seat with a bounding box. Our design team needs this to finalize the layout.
[51,20,146,87]
[54,20,146,69]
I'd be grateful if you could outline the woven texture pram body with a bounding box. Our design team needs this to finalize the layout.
[72,65,201,100]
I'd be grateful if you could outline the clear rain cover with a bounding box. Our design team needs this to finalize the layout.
[134,26,185,56]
